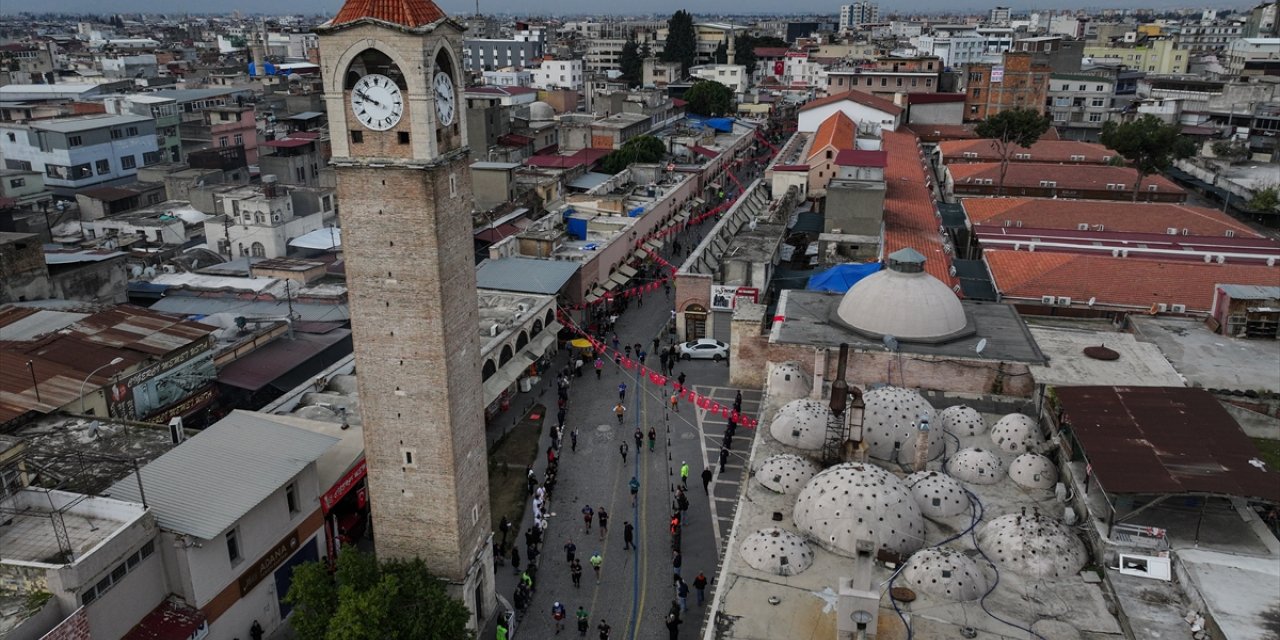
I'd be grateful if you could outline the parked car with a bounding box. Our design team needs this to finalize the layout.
[679,338,729,361]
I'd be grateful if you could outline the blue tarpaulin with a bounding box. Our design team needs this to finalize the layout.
[566,216,588,240]
[628,207,644,217]
[685,115,735,133]
[806,262,881,293]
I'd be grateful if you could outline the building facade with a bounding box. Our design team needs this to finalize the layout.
[0,114,159,196]
[1047,73,1116,141]
[962,52,1051,122]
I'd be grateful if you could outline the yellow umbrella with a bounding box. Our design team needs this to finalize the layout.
[569,338,594,349]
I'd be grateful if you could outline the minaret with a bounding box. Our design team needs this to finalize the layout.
[316,0,494,630]
[727,29,736,65]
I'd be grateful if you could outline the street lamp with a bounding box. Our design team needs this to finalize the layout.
[81,357,124,415]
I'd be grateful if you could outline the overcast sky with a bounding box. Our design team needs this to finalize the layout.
[9,0,1245,16]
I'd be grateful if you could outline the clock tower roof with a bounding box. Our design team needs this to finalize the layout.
[331,0,447,29]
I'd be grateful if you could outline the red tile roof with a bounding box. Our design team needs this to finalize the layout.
[948,162,1184,194]
[331,0,446,27]
[938,139,1113,164]
[962,198,1262,237]
[882,130,958,288]
[799,90,903,116]
[985,250,1280,311]
[123,596,206,640]
[754,47,790,57]
[901,123,979,143]
[808,111,856,162]
[835,149,888,168]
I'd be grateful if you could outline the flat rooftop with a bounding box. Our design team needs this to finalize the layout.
[1026,321,1187,387]
[771,290,1046,364]
[0,489,147,565]
[9,415,178,495]
[1130,316,1280,393]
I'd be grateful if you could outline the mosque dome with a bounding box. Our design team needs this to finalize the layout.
[862,386,942,462]
[990,413,1041,454]
[755,454,822,494]
[938,405,987,437]
[1009,453,1058,490]
[905,471,969,519]
[947,448,1004,485]
[977,511,1086,579]
[833,248,971,342]
[528,101,555,121]
[901,547,990,601]
[740,528,814,576]
[767,362,811,404]
[794,463,925,556]
[769,399,831,451]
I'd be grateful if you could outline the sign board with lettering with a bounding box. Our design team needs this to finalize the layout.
[108,339,215,421]
[239,530,301,596]
[990,66,1005,83]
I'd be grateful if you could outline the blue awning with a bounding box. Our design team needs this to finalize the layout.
[807,262,881,293]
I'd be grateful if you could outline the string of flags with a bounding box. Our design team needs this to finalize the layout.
[556,309,760,429]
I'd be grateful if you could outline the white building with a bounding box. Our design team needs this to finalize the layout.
[483,68,534,87]
[989,6,1012,25]
[202,178,334,259]
[690,64,749,93]
[914,34,994,66]
[533,58,584,90]
[797,91,903,134]
[0,114,159,196]
[840,2,879,30]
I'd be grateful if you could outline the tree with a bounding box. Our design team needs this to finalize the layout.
[601,135,667,174]
[973,108,1051,197]
[1248,185,1278,213]
[1100,114,1196,202]
[285,547,471,640]
[732,34,785,79]
[661,10,697,75]
[684,80,734,117]
[1211,138,1249,164]
[619,36,643,87]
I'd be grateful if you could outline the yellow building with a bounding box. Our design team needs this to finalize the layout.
[1083,38,1188,74]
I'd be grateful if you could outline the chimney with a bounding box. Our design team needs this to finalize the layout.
[811,348,827,400]
[912,413,931,472]
[829,343,849,416]
[262,174,279,198]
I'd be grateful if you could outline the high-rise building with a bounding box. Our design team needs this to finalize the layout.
[840,2,880,30]
[316,0,495,631]
[989,6,1012,25]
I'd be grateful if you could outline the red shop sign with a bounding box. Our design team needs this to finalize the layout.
[322,458,367,512]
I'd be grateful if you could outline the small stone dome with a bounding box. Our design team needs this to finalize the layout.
[1009,453,1057,489]
[769,399,831,450]
[767,362,811,404]
[990,413,1041,454]
[905,471,969,518]
[833,248,971,342]
[862,386,942,462]
[977,511,1086,579]
[938,405,986,437]
[794,463,925,556]
[901,547,990,601]
[528,101,555,121]
[755,454,822,494]
[947,448,1004,485]
[740,528,814,576]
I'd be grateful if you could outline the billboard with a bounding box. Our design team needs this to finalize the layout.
[990,66,1005,83]
[107,339,216,422]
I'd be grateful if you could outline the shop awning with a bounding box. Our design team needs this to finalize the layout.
[609,271,631,287]
[218,329,352,392]
[482,324,560,405]
[674,210,690,223]
[631,247,649,261]
[585,292,601,304]
[644,238,663,251]
[617,265,638,278]
[602,278,620,291]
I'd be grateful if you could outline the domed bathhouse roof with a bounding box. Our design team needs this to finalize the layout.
[947,448,1004,485]
[990,413,1041,454]
[1009,453,1057,490]
[740,528,815,576]
[767,362,811,404]
[862,386,942,462]
[901,547,990,602]
[755,454,822,494]
[794,463,925,556]
[832,248,975,343]
[769,399,832,451]
[905,471,970,519]
[938,404,987,437]
[527,100,555,121]
[977,511,1086,579]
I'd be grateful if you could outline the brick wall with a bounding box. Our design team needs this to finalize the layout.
[39,606,90,640]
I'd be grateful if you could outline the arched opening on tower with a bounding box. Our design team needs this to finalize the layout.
[344,48,407,89]
[481,359,496,381]
[515,331,528,351]
[499,345,513,366]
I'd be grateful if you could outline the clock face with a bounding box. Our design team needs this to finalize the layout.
[350,73,403,131]
[434,71,456,127]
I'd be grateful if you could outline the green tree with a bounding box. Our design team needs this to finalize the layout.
[1100,114,1196,202]
[285,547,471,640]
[713,41,727,64]
[1210,138,1249,164]
[619,35,643,87]
[661,10,697,75]
[732,34,785,78]
[601,135,667,174]
[973,108,1051,197]
[1248,185,1279,213]
[683,80,735,117]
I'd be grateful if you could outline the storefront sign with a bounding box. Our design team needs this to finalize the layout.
[238,530,300,596]
[321,458,367,512]
[711,285,740,311]
[144,385,217,424]
[108,339,215,421]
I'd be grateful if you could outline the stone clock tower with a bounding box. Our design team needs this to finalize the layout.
[316,0,493,628]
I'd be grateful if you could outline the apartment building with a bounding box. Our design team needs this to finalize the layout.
[103,94,184,164]
[1046,73,1116,141]
[840,2,879,30]
[533,58,584,90]
[1083,38,1189,74]
[201,178,334,259]
[0,113,159,195]
[962,52,1051,122]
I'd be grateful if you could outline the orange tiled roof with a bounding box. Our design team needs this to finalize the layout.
[938,139,1114,164]
[962,198,1262,237]
[985,250,1280,311]
[881,129,958,289]
[808,111,856,162]
[332,0,446,28]
[948,162,1184,194]
[799,90,903,116]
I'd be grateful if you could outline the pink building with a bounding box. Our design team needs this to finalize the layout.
[204,106,259,164]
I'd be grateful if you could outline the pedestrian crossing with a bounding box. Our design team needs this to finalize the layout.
[690,384,761,556]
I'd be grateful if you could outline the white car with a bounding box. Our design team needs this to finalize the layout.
[679,338,729,361]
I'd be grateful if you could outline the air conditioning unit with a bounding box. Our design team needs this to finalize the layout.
[1167,227,1178,235]
[1093,224,1105,232]
[1077,223,1090,231]
[1016,220,1023,227]
[1056,296,1072,306]
[1171,304,1186,313]
[1041,295,1056,305]
[1157,303,1168,312]
[1225,230,1236,238]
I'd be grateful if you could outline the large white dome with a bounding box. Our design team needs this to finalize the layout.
[740,528,814,576]
[528,100,555,121]
[938,405,986,437]
[834,248,969,341]
[794,463,925,556]
[905,470,969,518]
[767,362,811,404]
[947,448,1004,485]
[901,547,990,601]
[769,399,832,450]
[977,511,1086,579]
[862,386,942,462]
[755,454,822,494]
[991,413,1041,454]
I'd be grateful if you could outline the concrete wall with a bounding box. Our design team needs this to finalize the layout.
[0,232,52,302]
[824,179,885,236]
[48,256,130,304]
[907,100,965,125]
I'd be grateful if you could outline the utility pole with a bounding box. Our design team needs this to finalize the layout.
[26,360,41,403]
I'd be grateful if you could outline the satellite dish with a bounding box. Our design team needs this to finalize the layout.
[975,338,988,355]
[883,335,899,352]
[55,201,67,210]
